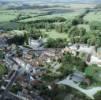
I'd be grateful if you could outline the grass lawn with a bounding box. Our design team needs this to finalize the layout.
[42,29,68,39]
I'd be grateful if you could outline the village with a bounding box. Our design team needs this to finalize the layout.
[0,0,101,99]
[0,30,101,100]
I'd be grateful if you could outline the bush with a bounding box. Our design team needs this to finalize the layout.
[45,38,67,48]
[94,91,101,100]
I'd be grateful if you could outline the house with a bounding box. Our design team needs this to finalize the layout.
[29,39,44,49]
[96,47,101,58]
[23,53,33,60]
[69,71,85,84]
[69,44,95,55]
[88,55,101,67]
[40,48,62,62]
[0,29,5,33]
[0,37,8,48]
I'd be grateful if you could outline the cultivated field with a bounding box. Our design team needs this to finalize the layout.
[0,4,86,23]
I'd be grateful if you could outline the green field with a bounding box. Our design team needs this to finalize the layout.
[0,9,42,22]
[0,14,17,22]
[41,29,68,39]
[0,3,96,23]
[0,10,18,22]
[84,11,101,22]
[19,12,81,22]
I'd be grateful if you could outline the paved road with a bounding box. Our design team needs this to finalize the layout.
[57,76,101,99]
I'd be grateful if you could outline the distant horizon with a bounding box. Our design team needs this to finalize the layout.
[0,0,101,3]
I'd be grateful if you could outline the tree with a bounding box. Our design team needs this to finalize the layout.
[79,28,86,36]
[10,83,22,93]
[58,53,87,77]
[45,38,67,48]
[24,32,29,45]
[28,27,43,39]
[72,17,83,25]
[68,26,80,37]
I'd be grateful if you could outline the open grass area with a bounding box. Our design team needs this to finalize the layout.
[84,11,101,22]
[0,10,18,22]
[0,9,42,22]
[41,29,68,39]
[0,14,17,22]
